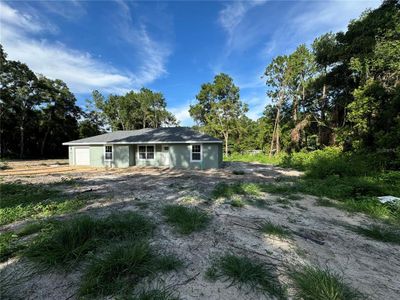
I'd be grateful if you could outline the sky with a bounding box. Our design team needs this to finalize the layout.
[1,0,381,125]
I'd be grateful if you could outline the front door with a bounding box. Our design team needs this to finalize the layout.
[162,145,170,167]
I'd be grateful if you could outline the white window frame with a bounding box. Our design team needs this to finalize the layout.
[190,144,202,162]
[138,144,155,160]
[104,145,113,162]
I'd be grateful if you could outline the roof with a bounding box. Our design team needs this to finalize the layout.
[63,127,222,145]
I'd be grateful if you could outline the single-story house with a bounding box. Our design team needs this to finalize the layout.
[63,127,223,169]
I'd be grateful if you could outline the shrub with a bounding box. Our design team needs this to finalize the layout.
[163,205,210,234]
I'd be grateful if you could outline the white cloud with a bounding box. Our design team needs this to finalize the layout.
[170,101,194,127]
[0,2,171,94]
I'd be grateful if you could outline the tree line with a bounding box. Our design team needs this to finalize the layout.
[1,0,398,159]
[190,0,399,156]
[0,47,178,158]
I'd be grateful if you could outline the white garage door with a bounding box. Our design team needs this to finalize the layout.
[75,147,90,166]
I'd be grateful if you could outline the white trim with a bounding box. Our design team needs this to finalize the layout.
[63,140,222,146]
[104,145,113,162]
[190,144,202,162]
[137,144,155,161]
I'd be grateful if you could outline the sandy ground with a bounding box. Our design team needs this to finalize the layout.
[1,161,399,299]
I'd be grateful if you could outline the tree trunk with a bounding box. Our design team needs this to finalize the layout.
[40,127,50,156]
[19,123,24,159]
[224,132,229,156]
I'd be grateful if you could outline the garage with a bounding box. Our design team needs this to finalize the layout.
[74,147,90,165]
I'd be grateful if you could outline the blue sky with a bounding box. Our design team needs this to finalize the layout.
[1,0,380,125]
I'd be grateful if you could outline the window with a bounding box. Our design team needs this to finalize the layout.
[105,145,113,161]
[191,144,201,161]
[164,146,169,151]
[138,145,155,160]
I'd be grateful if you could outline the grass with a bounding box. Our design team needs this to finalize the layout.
[231,198,245,207]
[226,149,400,224]
[350,224,400,244]
[212,182,262,199]
[0,232,24,262]
[259,221,292,238]
[0,182,94,225]
[163,205,210,234]
[290,265,362,300]
[24,212,154,267]
[79,241,182,298]
[206,254,286,299]
[130,288,180,300]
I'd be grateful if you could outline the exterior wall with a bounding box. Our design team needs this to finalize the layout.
[68,143,222,169]
[169,143,221,169]
[68,146,74,165]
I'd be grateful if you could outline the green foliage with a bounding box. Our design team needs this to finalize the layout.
[0,232,24,262]
[259,221,292,238]
[206,254,286,299]
[212,182,263,199]
[290,265,362,300]
[163,205,210,234]
[189,73,248,155]
[24,213,154,267]
[94,88,178,131]
[350,224,400,244]
[230,198,245,208]
[0,183,93,225]
[79,241,181,298]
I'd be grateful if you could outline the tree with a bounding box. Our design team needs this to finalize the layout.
[190,73,248,156]
[93,88,178,131]
[264,55,290,156]
[37,76,81,156]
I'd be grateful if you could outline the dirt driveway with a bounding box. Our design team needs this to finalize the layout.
[1,161,399,299]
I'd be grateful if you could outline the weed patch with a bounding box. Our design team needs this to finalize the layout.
[206,254,286,299]
[259,221,291,238]
[79,241,181,298]
[290,265,362,300]
[163,205,210,234]
[350,224,400,244]
[0,232,24,262]
[0,183,94,225]
[231,198,245,208]
[24,212,154,267]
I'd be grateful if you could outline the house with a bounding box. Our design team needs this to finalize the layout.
[63,127,223,169]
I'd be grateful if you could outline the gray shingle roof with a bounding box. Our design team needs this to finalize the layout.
[63,127,222,145]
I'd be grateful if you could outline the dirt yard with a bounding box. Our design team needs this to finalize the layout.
[1,160,399,299]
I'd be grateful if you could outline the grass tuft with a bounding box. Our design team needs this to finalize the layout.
[259,221,291,238]
[206,254,286,299]
[163,205,210,234]
[351,224,400,244]
[290,265,362,300]
[79,241,181,298]
[24,212,154,267]
[231,198,245,208]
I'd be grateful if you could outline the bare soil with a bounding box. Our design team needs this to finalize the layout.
[1,161,399,299]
